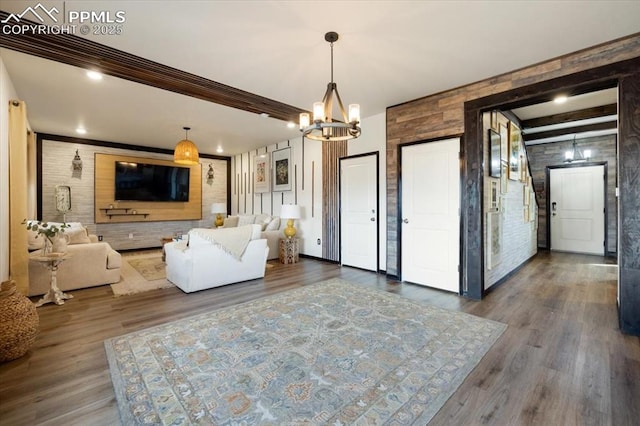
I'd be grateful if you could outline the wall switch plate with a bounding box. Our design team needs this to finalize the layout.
[98,235,103,241]
[128,233,133,239]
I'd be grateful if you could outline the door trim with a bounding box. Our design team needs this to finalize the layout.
[338,151,380,272]
[398,136,463,294]
[545,161,608,255]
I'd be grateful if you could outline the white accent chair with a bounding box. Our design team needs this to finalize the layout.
[165,224,268,293]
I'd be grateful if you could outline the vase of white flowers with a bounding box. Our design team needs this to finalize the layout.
[23,220,69,255]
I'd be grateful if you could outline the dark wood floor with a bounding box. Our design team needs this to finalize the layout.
[1,251,638,425]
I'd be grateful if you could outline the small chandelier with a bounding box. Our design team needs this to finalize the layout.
[564,135,591,163]
[299,31,361,142]
[174,126,199,165]
[207,164,215,180]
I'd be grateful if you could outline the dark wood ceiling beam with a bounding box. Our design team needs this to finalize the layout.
[521,104,617,128]
[523,120,616,141]
[0,12,307,123]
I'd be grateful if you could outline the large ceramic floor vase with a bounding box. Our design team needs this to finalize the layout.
[0,280,39,362]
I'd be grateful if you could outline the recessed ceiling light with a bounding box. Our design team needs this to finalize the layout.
[216,147,223,153]
[76,127,87,134]
[287,122,296,129]
[554,95,568,104]
[86,70,103,80]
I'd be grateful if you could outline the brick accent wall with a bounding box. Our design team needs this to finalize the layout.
[41,139,227,250]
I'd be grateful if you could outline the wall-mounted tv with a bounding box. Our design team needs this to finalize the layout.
[115,161,190,202]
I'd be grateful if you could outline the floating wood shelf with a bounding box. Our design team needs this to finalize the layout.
[100,208,149,219]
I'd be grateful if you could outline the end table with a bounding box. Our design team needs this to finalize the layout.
[31,253,73,307]
[161,237,174,261]
[279,238,299,264]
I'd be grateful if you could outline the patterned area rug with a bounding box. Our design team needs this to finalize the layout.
[127,256,166,281]
[105,278,506,424]
[110,254,174,296]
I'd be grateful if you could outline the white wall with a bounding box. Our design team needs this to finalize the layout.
[231,136,324,258]
[0,57,19,281]
[347,112,387,271]
[231,113,387,264]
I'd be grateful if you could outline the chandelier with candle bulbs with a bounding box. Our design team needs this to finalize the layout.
[299,31,361,142]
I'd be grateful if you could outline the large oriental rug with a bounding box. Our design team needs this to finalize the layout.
[105,279,506,424]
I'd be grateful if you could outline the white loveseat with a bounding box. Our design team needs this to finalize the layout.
[165,224,268,293]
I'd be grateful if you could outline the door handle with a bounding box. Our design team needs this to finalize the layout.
[370,217,375,222]
[403,218,409,224]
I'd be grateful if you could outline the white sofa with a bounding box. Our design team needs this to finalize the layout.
[28,223,122,296]
[165,224,268,293]
[222,214,284,260]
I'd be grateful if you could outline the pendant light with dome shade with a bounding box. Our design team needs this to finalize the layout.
[174,126,199,165]
[299,31,361,142]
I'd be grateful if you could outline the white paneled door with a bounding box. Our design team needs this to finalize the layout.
[340,154,378,271]
[401,138,460,292]
[550,165,605,255]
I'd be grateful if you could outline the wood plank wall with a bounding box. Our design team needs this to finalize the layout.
[386,34,640,278]
[526,135,617,252]
[94,153,202,223]
[322,140,347,261]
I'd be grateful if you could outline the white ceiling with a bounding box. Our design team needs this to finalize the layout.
[1,1,639,155]
[513,88,619,144]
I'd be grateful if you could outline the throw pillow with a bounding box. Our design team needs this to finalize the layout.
[67,227,91,245]
[255,213,271,224]
[248,224,262,240]
[237,215,256,227]
[223,216,239,228]
[265,217,280,231]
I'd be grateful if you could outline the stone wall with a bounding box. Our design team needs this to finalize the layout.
[40,138,228,250]
[483,112,537,288]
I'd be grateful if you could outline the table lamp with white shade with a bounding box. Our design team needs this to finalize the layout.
[280,204,301,238]
[211,203,226,227]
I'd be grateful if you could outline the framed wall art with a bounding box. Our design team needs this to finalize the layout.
[254,153,270,193]
[520,153,528,182]
[272,147,292,192]
[488,129,501,178]
[486,211,502,270]
[499,123,508,163]
[529,192,536,223]
[500,160,508,194]
[508,121,521,181]
[489,179,499,211]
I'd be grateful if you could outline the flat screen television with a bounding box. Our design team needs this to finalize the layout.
[114,161,190,202]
